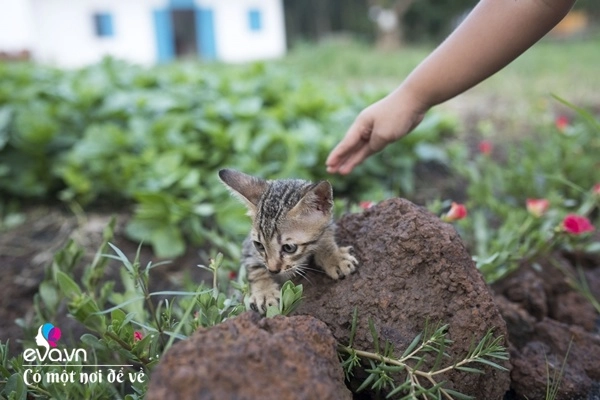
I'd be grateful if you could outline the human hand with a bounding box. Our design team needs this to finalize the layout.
[326,91,426,175]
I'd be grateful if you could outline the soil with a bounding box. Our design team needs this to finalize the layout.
[2,197,598,399]
[1,105,599,398]
[0,205,211,354]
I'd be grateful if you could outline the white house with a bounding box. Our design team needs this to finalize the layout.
[0,0,287,67]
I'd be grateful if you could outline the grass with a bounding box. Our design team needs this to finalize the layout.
[269,33,600,139]
[278,33,600,102]
[207,31,600,131]
[459,33,600,125]
[276,38,432,89]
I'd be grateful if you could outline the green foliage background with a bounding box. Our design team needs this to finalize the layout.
[0,59,454,258]
[1,40,599,399]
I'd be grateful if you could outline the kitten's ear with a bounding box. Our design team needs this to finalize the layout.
[289,181,333,217]
[218,169,268,215]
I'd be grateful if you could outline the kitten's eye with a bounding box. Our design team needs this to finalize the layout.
[282,244,298,254]
[253,241,265,252]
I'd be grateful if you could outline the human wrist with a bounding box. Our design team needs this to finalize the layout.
[388,82,431,123]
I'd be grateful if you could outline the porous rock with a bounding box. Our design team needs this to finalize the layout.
[297,198,510,399]
[147,311,351,400]
[493,255,600,399]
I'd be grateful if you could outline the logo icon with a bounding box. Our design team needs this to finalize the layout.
[35,323,62,349]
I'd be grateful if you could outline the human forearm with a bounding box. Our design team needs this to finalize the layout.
[326,0,576,175]
[399,0,576,109]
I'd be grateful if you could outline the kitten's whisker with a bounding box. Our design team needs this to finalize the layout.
[299,265,326,275]
[293,264,315,286]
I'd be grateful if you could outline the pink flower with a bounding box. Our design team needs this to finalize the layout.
[593,183,600,197]
[562,214,594,235]
[478,141,493,155]
[134,331,143,342]
[442,202,467,222]
[555,115,569,132]
[526,199,550,217]
[359,201,375,210]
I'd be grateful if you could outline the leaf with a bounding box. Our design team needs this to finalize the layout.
[278,281,303,316]
[348,307,359,347]
[55,271,82,298]
[111,308,127,327]
[401,332,422,359]
[193,203,214,216]
[414,142,448,163]
[107,242,135,273]
[0,106,12,150]
[95,296,145,315]
[443,389,474,400]
[455,366,484,374]
[385,380,411,398]
[150,225,186,259]
[473,358,509,371]
[4,373,26,400]
[368,318,380,354]
[356,370,376,392]
[38,281,60,311]
[80,333,104,350]
[585,241,600,254]
[265,305,280,318]
[552,94,600,132]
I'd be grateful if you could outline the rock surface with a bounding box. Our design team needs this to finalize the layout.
[297,198,511,399]
[492,255,600,400]
[147,312,351,400]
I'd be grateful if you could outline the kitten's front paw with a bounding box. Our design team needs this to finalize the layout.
[248,285,280,315]
[324,246,358,280]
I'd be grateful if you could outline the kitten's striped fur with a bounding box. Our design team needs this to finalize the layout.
[219,169,358,314]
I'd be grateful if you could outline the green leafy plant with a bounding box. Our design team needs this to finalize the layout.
[444,97,600,282]
[338,309,509,399]
[0,59,455,258]
[266,281,304,318]
[1,222,246,399]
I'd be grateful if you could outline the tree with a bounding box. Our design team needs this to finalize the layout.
[368,0,415,49]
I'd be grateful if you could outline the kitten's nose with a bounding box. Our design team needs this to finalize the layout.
[267,262,282,274]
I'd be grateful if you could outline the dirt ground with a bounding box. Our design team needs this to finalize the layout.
[0,206,211,350]
[1,99,598,398]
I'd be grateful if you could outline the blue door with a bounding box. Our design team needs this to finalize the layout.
[153,5,216,62]
[196,8,216,60]
[153,9,174,62]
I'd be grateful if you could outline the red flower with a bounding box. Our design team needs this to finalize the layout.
[593,183,600,197]
[359,201,375,210]
[562,214,594,235]
[555,115,569,132]
[134,331,143,342]
[478,140,493,155]
[228,271,238,280]
[526,199,549,217]
[442,202,467,222]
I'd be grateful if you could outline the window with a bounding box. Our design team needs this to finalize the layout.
[248,9,262,32]
[94,13,115,37]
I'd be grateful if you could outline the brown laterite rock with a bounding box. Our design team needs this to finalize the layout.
[147,311,351,400]
[297,198,511,399]
[493,256,600,399]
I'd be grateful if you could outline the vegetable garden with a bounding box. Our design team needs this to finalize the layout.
[0,37,599,398]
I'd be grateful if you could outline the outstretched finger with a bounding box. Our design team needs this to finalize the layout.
[333,142,376,175]
[326,119,372,173]
[326,139,364,173]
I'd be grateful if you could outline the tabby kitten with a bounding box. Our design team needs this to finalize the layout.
[218,169,358,314]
